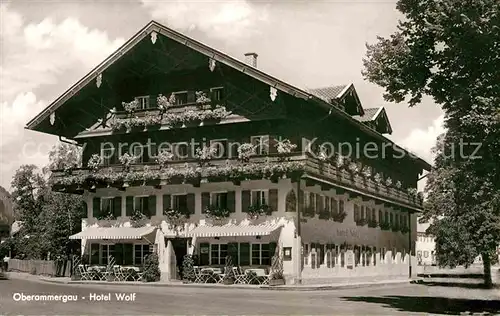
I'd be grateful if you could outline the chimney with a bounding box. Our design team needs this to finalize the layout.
[244,52,258,68]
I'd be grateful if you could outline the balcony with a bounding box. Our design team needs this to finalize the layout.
[50,152,423,210]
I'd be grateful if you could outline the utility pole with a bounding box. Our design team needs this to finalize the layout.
[295,177,303,284]
[408,210,412,279]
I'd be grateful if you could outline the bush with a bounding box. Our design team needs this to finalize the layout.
[142,253,161,282]
[30,267,37,275]
[182,254,195,281]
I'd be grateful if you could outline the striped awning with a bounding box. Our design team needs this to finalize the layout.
[69,226,156,240]
[185,222,283,238]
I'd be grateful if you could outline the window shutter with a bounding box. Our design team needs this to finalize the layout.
[187,193,195,215]
[201,193,210,213]
[227,191,236,213]
[316,194,323,214]
[269,189,278,213]
[163,194,171,211]
[354,204,359,221]
[241,190,250,213]
[92,197,101,218]
[269,242,277,258]
[148,195,156,218]
[113,197,122,218]
[268,135,277,153]
[126,196,134,216]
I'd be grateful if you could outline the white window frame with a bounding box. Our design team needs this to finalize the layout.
[101,145,114,166]
[251,189,268,206]
[172,91,188,105]
[210,87,224,102]
[99,244,115,265]
[210,191,228,209]
[250,135,269,155]
[209,243,228,265]
[134,243,151,266]
[210,138,228,159]
[135,95,150,109]
[171,193,188,211]
[250,243,271,266]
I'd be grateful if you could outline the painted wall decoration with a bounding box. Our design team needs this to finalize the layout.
[151,31,158,44]
[209,58,216,72]
[96,73,102,88]
[270,86,277,101]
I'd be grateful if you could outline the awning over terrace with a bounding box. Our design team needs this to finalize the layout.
[185,222,283,238]
[69,226,156,240]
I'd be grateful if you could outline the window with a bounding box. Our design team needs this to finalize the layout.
[135,96,150,109]
[172,142,189,160]
[251,190,268,206]
[378,210,382,222]
[371,209,376,222]
[130,144,144,163]
[101,198,113,215]
[210,139,228,158]
[339,199,345,214]
[251,136,269,155]
[331,198,338,215]
[354,204,359,221]
[211,192,228,209]
[309,193,316,209]
[211,244,228,265]
[395,214,399,226]
[134,244,151,265]
[424,251,429,258]
[134,196,156,218]
[172,194,188,213]
[251,243,270,265]
[303,244,309,265]
[101,144,115,166]
[101,244,115,265]
[173,92,188,105]
[361,206,365,220]
[390,213,394,225]
[211,87,224,102]
[324,197,330,212]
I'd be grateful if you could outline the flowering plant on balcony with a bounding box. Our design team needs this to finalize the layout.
[196,91,211,103]
[332,210,347,222]
[367,218,378,228]
[385,177,393,187]
[203,105,231,121]
[119,153,139,170]
[237,143,255,162]
[400,225,410,234]
[336,155,345,167]
[163,208,189,231]
[246,204,272,219]
[379,221,391,230]
[144,113,161,126]
[195,145,217,166]
[156,150,174,168]
[204,204,230,220]
[355,218,368,226]
[318,208,331,220]
[130,209,146,227]
[123,100,140,113]
[317,147,329,162]
[87,154,103,171]
[407,187,417,199]
[362,166,372,179]
[374,173,382,184]
[348,162,359,174]
[96,208,116,222]
[157,94,173,110]
[275,139,297,155]
[391,223,400,232]
[395,180,402,189]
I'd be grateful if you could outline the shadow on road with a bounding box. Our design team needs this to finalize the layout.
[342,295,500,315]
[418,281,500,289]
[417,273,484,279]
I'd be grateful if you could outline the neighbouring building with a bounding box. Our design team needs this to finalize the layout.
[0,186,13,244]
[26,20,430,284]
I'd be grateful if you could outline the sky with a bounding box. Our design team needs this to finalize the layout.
[0,0,445,193]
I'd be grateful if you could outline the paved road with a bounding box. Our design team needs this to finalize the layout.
[0,278,499,315]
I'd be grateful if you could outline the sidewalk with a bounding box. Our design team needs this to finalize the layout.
[5,271,412,291]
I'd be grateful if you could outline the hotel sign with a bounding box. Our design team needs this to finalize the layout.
[336,228,372,243]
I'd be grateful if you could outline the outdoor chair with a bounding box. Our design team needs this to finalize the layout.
[193,266,203,283]
[112,266,125,281]
[233,267,248,284]
[78,265,92,281]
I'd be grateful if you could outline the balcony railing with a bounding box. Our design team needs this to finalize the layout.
[50,152,423,209]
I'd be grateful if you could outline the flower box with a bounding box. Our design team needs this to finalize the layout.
[203,118,221,125]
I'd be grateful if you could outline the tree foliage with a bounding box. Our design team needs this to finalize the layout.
[363,0,500,287]
[9,143,85,260]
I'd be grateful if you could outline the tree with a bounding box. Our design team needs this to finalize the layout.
[363,0,500,287]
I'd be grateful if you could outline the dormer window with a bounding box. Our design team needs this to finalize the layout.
[135,96,151,109]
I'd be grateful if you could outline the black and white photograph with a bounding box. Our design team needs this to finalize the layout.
[0,0,499,315]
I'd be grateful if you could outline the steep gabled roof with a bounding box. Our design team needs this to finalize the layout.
[306,83,364,116]
[306,85,348,102]
[353,107,393,135]
[25,20,430,171]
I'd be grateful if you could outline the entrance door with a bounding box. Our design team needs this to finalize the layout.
[170,238,190,280]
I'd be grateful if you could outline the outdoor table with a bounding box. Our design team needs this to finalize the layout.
[200,268,221,283]
[245,268,268,285]
[121,266,141,281]
[88,266,107,280]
